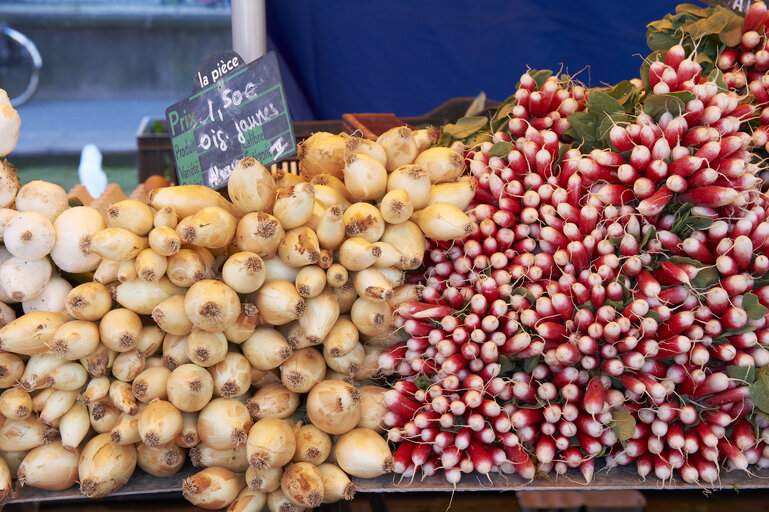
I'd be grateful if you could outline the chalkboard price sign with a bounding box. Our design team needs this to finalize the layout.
[165,51,296,189]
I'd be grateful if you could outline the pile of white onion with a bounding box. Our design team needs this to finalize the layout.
[0,118,473,510]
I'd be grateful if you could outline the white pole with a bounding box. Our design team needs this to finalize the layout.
[231,0,266,64]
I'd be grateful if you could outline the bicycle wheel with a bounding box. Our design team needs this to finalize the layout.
[0,26,42,107]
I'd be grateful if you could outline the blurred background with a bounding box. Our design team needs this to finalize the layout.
[0,0,676,192]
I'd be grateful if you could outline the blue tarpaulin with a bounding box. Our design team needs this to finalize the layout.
[266,0,681,121]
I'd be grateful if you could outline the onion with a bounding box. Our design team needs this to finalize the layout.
[190,443,248,472]
[316,205,346,250]
[312,184,351,210]
[334,427,393,478]
[235,213,285,258]
[274,168,305,189]
[281,462,324,509]
[246,417,296,470]
[228,157,277,214]
[414,146,464,183]
[298,290,339,345]
[310,173,354,202]
[274,183,315,230]
[293,424,331,465]
[413,127,439,152]
[110,411,141,445]
[0,417,54,451]
[0,302,15,327]
[317,463,355,503]
[112,348,145,382]
[243,327,293,370]
[65,282,112,321]
[278,227,321,267]
[358,385,387,431]
[246,466,282,492]
[50,206,105,273]
[198,398,253,450]
[0,456,9,505]
[186,328,228,368]
[138,326,165,357]
[0,256,51,302]
[267,488,305,512]
[228,488,267,512]
[344,153,387,201]
[41,389,78,424]
[0,310,68,355]
[109,380,138,415]
[377,266,405,287]
[48,362,88,391]
[19,443,75,492]
[0,353,24,388]
[343,202,385,242]
[132,366,170,403]
[350,298,392,336]
[184,279,241,333]
[377,126,418,172]
[134,248,167,282]
[379,189,413,225]
[100,308,142,352]
[137,442,185,477]
[255,280,305,325]
[322,316,359,358]
[78,433,137,498]
[81,376,110,405]
[209,352,252,398]
[87,227,148,261]
[93,258,120,284]
[167,249,206,287]
[4,210,55,261]
[295,265,326,298]
[353,268,393,302]
[59,401,89,451]
[154,206,178,228]
[148,184,242,219]
[152,294,192,336]
[51,320,100,360]
[22,274,71,313]
[338,237,380,271]
[167,363,214,412]
[183,467,245,510]
[0,162,18,209]
[381,220,425,270]
[106,200,154,236]
[81,344,117,378]
[331,278,358,314]
[387,164,431,210]
[88,400,121,434]
[177,411,200,448]
[15,180,68,221]
[298,132,346,179]
[117,259,137,283]
[326,264,348,289]
[428,179,475,211]
[0,387,31,419]
[149,226,181,257]
[345,136,387,166]
[306,380,361,435]
[224,303,259,344]
[325,343,364,377]
[411,202,473,240]
[223,252,265,294]
[176,206,237,249]
[138,399,183,446]
[115,277,185,315]
[20,353,63,390]
[247,383,299,419]
[280,348,326,393]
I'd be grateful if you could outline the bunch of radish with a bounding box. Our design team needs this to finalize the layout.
[716,2,769,87]
[382,28,769,486]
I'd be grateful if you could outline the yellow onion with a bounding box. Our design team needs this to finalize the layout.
[310,173,354,203]
[186,328,228,368]
[152,294,193,336]
[353,268,393,302]
[326,264,348,289]
[332,278,358,314]
[138,399,183,446]
[88,400,121,434]
[242,327,293,370]
[312,184,352,210]
[99,308,142,352]
[81,375,110,406]
[316,205,346,250]
[190,443,248,472]
[182,467,245,510]
[246,466,282,492]
[117,258,137,283]
[318,249,333,269]
[428,179,476,210]
[0,353,23,388]
[379,189,413,224]
[324,343,365,378]
[298,290,339,345]
[135,248,167,282]
[228,157,277,214]
[149,225,181,257]
[273,183,315,230]
[246,418,296,470]
[177,411,200,448]
[209,352,252,398]
[93,258,121,285]
[111,348,146,382]
[184,279,241,333]
[377,267,405,288]
[59,401,90,452]
[0,388,31,420]
[138,325,165,357]
[322,316,359,358]
[334,427,393,478]
[343,202,385,242]
[358,386,388,431]
[198,398,253,450]
[19,353,63,390]
[317,463,355,503]
[267,488,304,512]
[87,227,148,261]
[377,126,418,171]
[65,282,112,321]
[50,206,105,273]
[306,380,361,435]
[412,202,473,240]
[345,136,387,166]
[109,380,137,415]
[81,344,117,379]
[132,366,170,403]
[273,168,305,189]
[41,389,78,424]
[154,206,178,229]
[51,320,100,360]
[350,298,392,337]
[106,199,154,236]
[176,206,237,249]
[246,383,299,419]
[166,249,206,287]
[4,210,55,261]
[371,242,403,269]
[22,273,70,312]
[278,227,320,267]
[414,146,465,183]
[262,256,299,283]
[381,221,425,270]
[293,424,331,465]
[148,185,242,219]
[222,252,265,294]
[298,132,346,179]
[279,322,316,350]
[338,237,380,271]
[137,442,185,478]
[167,363,214,412]
[235,213,285,258]
[281,462,324,509]
[228,488,267,512]
[78,433,137,498]
[224,303,260,344]
[115,277,185,315]
[18,440,78,491]
[343,153,387,201]
[413,127,440,153]
[295,265,326,298]
[110,411,141,445]
[0,310,68,355]
[387,164,431,210]
[280,348,326,394]
[255,280,305,325]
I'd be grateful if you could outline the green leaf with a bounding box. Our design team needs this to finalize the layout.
[530,69,553,89]
[675,3,711,17]
[489,141,513,158]
[491,102,516,133]
[643,91,697,119]
[667,256,705,268]
[717,326,758,340]
[647,18,675,31]
[647,31,682,53]
[498,355,514,376]
[720,26,743,47]
[646,310,662,323]
[586,91,623,116]
[684,7,742,39]
[565,111,600,151]
[727,365,756,384]
[511,287,535,304]
[743,292,769,321]
[465,132,493,147]
[442,116,488,139]
[750,373,769,415]
[641,51,666,92]
[607,81,642,112]
[691,266,719,289]
[640,226,657,250]
[414,375,432,390]
[522,356,540,373]
[611,408,637,442]
[707,68,727,91]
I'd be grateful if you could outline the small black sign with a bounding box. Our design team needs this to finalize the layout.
[165,51,296,189]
